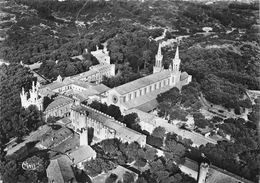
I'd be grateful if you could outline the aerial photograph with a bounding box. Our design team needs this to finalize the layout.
[0,0,259,182]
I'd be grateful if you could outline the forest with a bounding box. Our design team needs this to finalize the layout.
[85,136,195,183]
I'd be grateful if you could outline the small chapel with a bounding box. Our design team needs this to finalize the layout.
[106,44,192,112]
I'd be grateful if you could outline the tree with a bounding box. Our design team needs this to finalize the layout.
[89,100,108,113]
[84,158,104,177]
[144,148,157,162]
[169,107,188,121]
[164,134,186,163]
[157,87,181,106]
[151,127,166,139]
[105,173,118,183]
[193,112,209,128]
[123,113,139,128]
[46,116,58,125]
[134,158,147,168]
[1,160,19,183]
[106,105,123,121]
[135,176,148,183]
[147,136,163,148]
[123,171,135,183]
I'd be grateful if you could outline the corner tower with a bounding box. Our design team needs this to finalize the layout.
[153,43,164,73]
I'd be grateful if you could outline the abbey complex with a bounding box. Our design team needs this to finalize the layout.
[18,44,253,183]
[21,43,191,123]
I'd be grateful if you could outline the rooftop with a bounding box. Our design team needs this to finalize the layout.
[46,155,77,183]
[45,96,74,112]
[180,72,189,81]
[37,126,73,149]
[181,158,199,172]
[40,81,66,91]
[114,70,172,95]
[68,145,96,165]
[122,85,172,111]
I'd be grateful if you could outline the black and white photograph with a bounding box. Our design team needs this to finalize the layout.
[0,0,259,182]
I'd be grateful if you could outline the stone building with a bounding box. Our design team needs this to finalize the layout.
[44,95,74,119]
[39,75,110,102]
[106,46,192,112]
[70,62,115,84]
[70,45,115,84]
[70,104,146,147]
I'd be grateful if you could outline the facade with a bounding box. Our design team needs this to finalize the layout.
[20,81,44,111]
[70,63,115,84]
[106,46,192,112]
[70,104,146,147]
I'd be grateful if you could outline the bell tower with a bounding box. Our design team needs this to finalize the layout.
[153,43,164,73]
[171,46,181,72]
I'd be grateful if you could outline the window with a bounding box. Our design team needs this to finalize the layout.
[140,90,142,96]
[144,88,147,94]
[129,93,132,100]
[123,96,126,102]
[150,85,152,91]
[134,92,137,98]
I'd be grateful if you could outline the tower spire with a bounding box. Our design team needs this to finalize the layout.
[153,43,164,73]
[174,45,179,60]
[171,45,181,72]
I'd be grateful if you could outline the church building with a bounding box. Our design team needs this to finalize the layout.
[106,44,192,112]
[20,81,44,111]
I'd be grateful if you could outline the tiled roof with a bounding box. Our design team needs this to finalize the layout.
[122,85,172,110]
[38,127,73,149]
[68,145,96,165]
[47,155,77,183]
[180,72,189,81]
[41,81,66,91]
[181,158,199,172]
[45,96,74,112]
[114,70,172,95]
[92,84,110,93]
[64,84,110,101]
